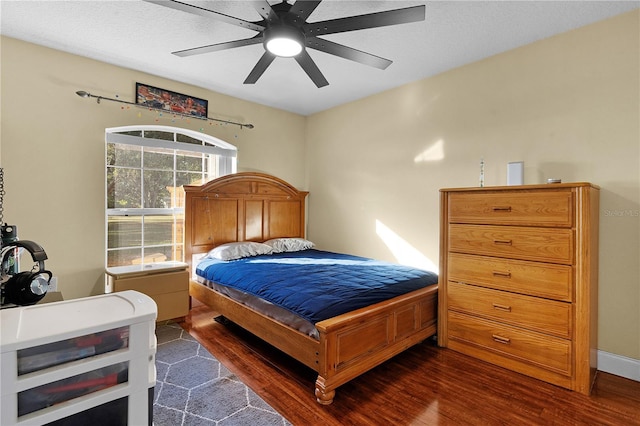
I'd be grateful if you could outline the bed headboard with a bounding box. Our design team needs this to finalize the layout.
[183,172,309,270]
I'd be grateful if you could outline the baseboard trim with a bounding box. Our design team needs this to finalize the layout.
[598,350,640,382]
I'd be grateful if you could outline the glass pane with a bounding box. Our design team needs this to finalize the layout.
[176,171,204,187]
[176,150,203,172]
[143,147,173,170]
[172,179,185,210]
[143,130,174,141]
[107,248,143,267]
[143,170,173,208]
[118,131,142,137]
[174,243,184,264]
[175,215,184,254]
[107,143,141,167]
[176,133,202,146]
[139,246,173,264]
[108,216,142,249]
[143,215,173,246]
[107,168,141,209]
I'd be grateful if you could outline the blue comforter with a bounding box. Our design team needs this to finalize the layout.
[196,249,438,324]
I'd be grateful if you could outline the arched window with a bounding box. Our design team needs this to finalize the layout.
[105,125,237,267]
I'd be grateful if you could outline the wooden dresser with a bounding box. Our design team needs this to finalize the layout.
[438,183,599,394]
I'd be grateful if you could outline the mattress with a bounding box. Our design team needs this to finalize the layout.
[195,249,438,337]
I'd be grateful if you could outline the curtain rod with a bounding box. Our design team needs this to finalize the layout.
[75,90,254,130]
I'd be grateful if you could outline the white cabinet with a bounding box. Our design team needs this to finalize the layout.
[1,291,157,425]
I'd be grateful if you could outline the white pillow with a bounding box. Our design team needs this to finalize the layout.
[208,242,273,261]
[263,238,315,253]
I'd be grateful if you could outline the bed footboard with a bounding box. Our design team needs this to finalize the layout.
[314,284,438,404]
[191,280,437,405]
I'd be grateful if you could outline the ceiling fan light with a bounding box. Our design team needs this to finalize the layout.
[266,37,302,57]
[264,25,305,57]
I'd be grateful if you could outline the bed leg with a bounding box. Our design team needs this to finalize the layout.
[314,378,335,405]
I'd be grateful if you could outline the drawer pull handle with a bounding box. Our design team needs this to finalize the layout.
[493,239,512,245]
[492,334,511,344]
[492,303,512,312]
[492,206,512,212]
[492,271,512,278]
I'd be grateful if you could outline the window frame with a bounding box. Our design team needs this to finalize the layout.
[105,125,237,267]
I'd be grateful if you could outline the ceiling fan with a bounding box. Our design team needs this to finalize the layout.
[144,0,426,88]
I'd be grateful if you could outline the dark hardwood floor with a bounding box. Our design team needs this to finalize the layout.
[180,302,640,425]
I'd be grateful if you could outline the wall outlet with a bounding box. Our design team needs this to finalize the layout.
[49,276,58,292]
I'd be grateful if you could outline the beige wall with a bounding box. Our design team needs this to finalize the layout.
[1,10,638,362]
[306,11,639,360]
[0,37,306,299]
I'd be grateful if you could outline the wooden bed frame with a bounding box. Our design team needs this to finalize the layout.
[184,172,438,404]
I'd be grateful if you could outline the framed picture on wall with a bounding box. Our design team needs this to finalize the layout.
[135,83,208,118]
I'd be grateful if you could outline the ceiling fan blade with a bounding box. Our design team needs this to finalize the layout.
[304,5,425,37]
[306,36,392,70]
[143,0,264,32]
[173,35,263,57]
[289,0,323,22]
[244,52,277,84]
[295,50,329,88]
[250,0,279,24]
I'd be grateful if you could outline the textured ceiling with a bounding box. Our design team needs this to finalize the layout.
[1,1,638,115]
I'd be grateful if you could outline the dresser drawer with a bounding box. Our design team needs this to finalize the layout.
[447,253,572,301]
[448,190,573,227]
[447,282,571,338]
[449,224,574,264]
[447,311,572,377]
